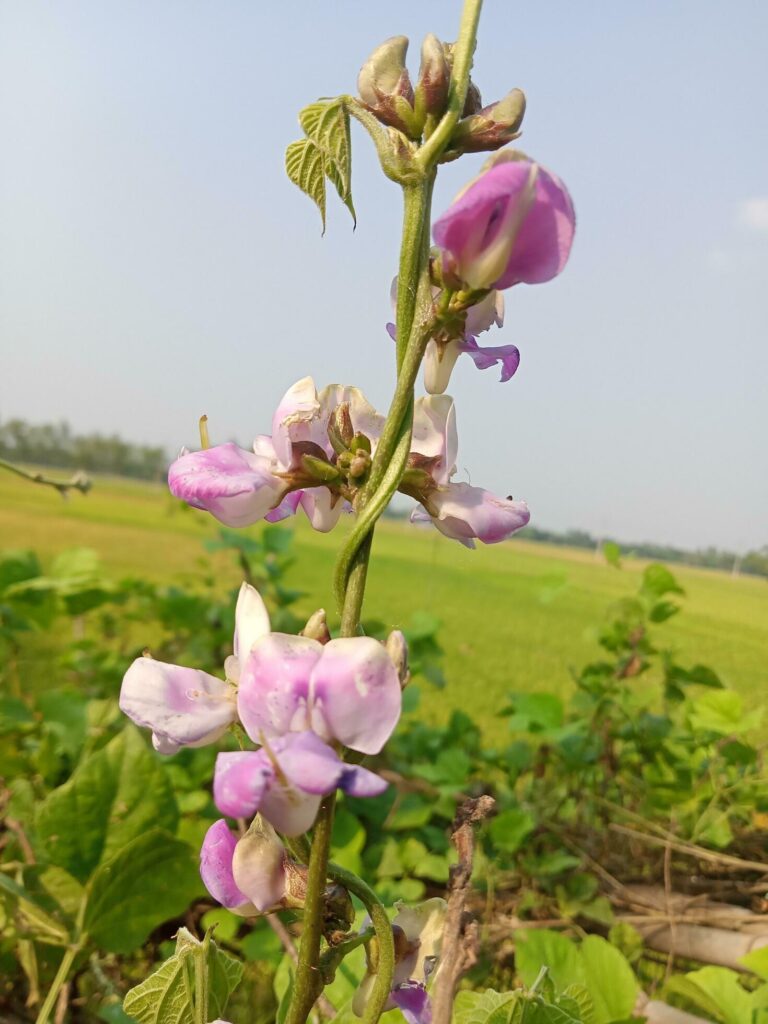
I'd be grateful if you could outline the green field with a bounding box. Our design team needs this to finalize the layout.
[2,469,766,738]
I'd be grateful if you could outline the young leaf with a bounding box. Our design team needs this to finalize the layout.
[453,989,518,1024]
[579,935,637,1024]
[36,726,178,883]
[285,139,326,230]
[85,829,200,954]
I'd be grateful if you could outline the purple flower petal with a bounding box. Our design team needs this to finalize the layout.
[423,483,530,546]
[391,982,432,1024]
[265,490,303,523]
[310,637,402,755]
[272,731,346,794]
[168,442,286,527]
[200,820,254,913]
[433,159,575,291]
[233,582,271,669]
[231,817,287,913]
[458,337,520,382]
[120,658,236,753]
[271,376,321,468]
[237,633,322,743]
[213,751,271,818]
[340,764,389,798]
[411,397,457,485]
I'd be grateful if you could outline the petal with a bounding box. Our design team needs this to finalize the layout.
[168,443,285,527]
[412,396,457,485]
[233,582,271,668]
[271,376,320,467]
[458,338,520,382]
[391,982,432,1024]
[265,490,303,523]
[199,820,255,914]
[464,290,504,336]
[259,783,322,836]
[231,817,287,913]
[429,483,530,545]
[310,637,401,755]
[237,633,322,742]
[300,489,348,533]
[213,751,271,818]
[339,764,389,798]
[423,340,461,396]
[271,731,345,795]
[120,658,236,752]
[393,898,447,962]
[317,385,385,451]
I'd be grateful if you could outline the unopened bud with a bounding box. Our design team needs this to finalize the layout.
[301,453,341,484]
[301,608,331,645]
[348,451,371,479]
[328,402,354,454]
[386,630,410,689]
[415,33,450,118]
[452,89,526,153]
[350,432,372,454]
[463,79,483,117]
[398,465,436,502]
[231,815,288,914]
[323,881,355,933]
[357,36,420,137]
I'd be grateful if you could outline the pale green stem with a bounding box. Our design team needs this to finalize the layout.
[35,944,79,1024]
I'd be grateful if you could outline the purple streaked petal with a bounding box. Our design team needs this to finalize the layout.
[427,483,530,545]
[458,337,520,382]
[433,159,575,291]
[200,820,254,913]
[258,783,323,836]
[233,582,270,669]
[168,443,285,528]
[340,764,389,798]
[391,982,432,1024]
[386,321,397,341]
[120,658,236,752]
[265,490,303,523]
[237,633,322,743]
[271,731,345,795]
[213,751,271,818]
[309,637,401,755]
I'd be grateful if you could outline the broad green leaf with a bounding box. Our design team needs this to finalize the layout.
[123,952,193,1024]
[641,564,684,599]
[36,726,178,882]
[86,830,200,954]
[0,549,41,592]
[299,99,355,223]
[453,989,518,1024]
[741,946,768,980]
[688,690,763,736]
[489,807,536,854]
[514,930,584,992]
[285,138,327,230]
[580,936,638,1024]
[561,985,595,1024]
[668,966,752,1024]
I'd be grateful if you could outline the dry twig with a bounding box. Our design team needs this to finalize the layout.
[431,796,496,1024]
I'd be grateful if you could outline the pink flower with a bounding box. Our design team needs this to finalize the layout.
[213,732,388,835]
[200,817,288,914]
[407,398,530,547]
[169,377,384,533]
[237,632,402,756]
[433,156,575,291]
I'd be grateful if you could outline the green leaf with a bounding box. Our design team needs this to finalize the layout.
[37,726,178,882]
[0,873,72,946]
[285,139,326,229]
[688,690,763,736]
[641,563,684,599]
[489,808,536,855]
[453,989,518,1024]
[0,549,41,592]
[50,547,101,579]
[579,935,638,1024]
[741,946,768,980]
[86,830,200,954]
[299,99,355,224]
[514,930,584,992]
[665,967,752,1024]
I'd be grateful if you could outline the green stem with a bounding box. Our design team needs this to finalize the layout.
[35,943,80,1024]
[194,929,211,1024]
[326,863,395,1024]
[284,795,337,1024]
[415,0,484,172]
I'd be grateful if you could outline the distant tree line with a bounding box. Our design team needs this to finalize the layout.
[0,418,168,481]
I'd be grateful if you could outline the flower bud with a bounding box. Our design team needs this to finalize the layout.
[385,630,409,689]
[301,608,331,645]
[415,33,450,118]
[463,79,483,116]
[451,89,526,153]
[357,36,419,137]
[328,402,354,455]
[230,816,288,914]
[324,881,355,933]
[301,453,342,484]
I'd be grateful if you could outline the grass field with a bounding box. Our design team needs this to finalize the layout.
[2,469,766,739]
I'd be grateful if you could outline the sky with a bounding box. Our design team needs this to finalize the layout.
[1,1,766,552]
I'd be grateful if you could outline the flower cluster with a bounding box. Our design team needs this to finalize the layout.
[120,583,401,909]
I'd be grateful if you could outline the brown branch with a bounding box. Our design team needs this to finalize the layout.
[609,823,768,874]
[0,458,91,497]
[431,796,496,1024]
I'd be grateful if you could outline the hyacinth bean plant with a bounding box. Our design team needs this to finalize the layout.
[119,2,575,1022]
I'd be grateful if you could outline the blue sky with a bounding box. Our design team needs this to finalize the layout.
[1,1,766,551]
